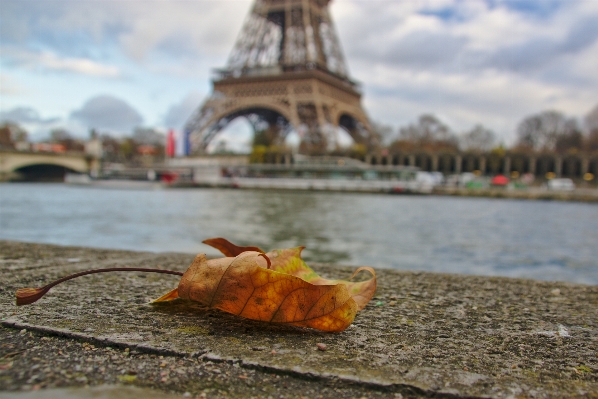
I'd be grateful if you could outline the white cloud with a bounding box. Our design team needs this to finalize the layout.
[38,52,121,77]
[0,106,58,124]
[163,91,206,131]
[70,95,143,133]
[330,0,598,141]
[4,48,121,78]
[570,40,598,86]
[2,0,252,61]
[453,6,547,51]
[0,74,25,95]
[119,1,252,61]
[363,65,594,145]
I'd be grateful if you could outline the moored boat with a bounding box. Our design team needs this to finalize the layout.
[192,156,434,194]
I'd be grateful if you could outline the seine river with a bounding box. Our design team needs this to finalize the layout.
[1,183,597,285]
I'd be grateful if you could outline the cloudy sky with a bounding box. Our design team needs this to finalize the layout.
[1,0,597,148]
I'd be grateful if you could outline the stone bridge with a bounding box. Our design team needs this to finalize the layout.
[366,150,598,181]
[0,150,99,181]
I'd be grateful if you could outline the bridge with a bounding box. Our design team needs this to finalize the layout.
[364,150,598,181]
[0,150,100,181]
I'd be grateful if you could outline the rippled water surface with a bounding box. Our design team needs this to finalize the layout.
[1,183,597,284]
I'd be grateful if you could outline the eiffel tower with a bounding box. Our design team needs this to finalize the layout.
[185,0,375,154]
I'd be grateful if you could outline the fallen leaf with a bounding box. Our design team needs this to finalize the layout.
[203,238,377,310]
[202,238,264,257]
[15,239,376,333]
[155,251,359,332]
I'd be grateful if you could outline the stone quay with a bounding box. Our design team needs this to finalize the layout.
[1,241,596,398]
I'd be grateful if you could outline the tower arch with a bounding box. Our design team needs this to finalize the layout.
[188,99,294,151]
[338,113,375,147]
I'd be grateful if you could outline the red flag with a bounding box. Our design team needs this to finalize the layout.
[166,129,175,157]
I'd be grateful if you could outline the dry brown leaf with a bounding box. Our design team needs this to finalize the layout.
[155,251,359,332]
[16,239,376,333]
[202,238,264,257]
[202,238,377,310]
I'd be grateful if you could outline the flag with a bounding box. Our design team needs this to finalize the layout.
[175,130,185,157]
[184,129,191,156]
[166,129,175,157]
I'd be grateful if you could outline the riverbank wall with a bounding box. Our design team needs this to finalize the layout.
[432,186,598,203]
[1,241,596,398]
[191,181,598,202]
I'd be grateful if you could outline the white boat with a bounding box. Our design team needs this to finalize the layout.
[229,176,434,194]
[192,156,434,194]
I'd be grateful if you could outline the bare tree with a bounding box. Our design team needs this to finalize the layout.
[587,130,598,153]
[460,124,496,152]
[0,124,15,149]
[13,125,28,142]
[0,122,28,147]
[555,119,583,154]
[585,104,598,133]
[49,128,72,142]
[49,128,85,152]
[516,110,571,151]
[395,114,459,153]
[400,114,450,142]
[132,127,166,146]
[100,134,122,163]
[370,121,395,147]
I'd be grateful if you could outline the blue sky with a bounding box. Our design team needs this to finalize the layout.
[1,0,597,149]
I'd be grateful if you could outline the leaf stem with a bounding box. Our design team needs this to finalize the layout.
[15,267,184,306]
[259,253,272,269]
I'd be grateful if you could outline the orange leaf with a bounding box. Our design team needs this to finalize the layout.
[202,237,264,257]
[153,287,179,302]
[15,240,374,333]
[203,238,377,311]
[157,252,358,332]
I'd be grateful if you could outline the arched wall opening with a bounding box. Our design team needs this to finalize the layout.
[13,164,78,182]
[510,156,527,174]
[536,157,556,176]
[562,157,581,177]
[439,154,456,173]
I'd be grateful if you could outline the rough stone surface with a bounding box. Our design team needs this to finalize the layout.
[1,240,597,398]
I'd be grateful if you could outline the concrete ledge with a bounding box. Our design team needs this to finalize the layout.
[433,186,598,203]
[1,241,597,398]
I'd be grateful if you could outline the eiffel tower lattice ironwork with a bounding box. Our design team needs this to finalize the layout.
[185,0,375,154]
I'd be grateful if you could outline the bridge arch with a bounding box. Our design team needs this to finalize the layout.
[8,157,88,174]
[13,163,80,182]
[0,151,91,181]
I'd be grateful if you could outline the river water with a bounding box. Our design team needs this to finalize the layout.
[1,183,597,285]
